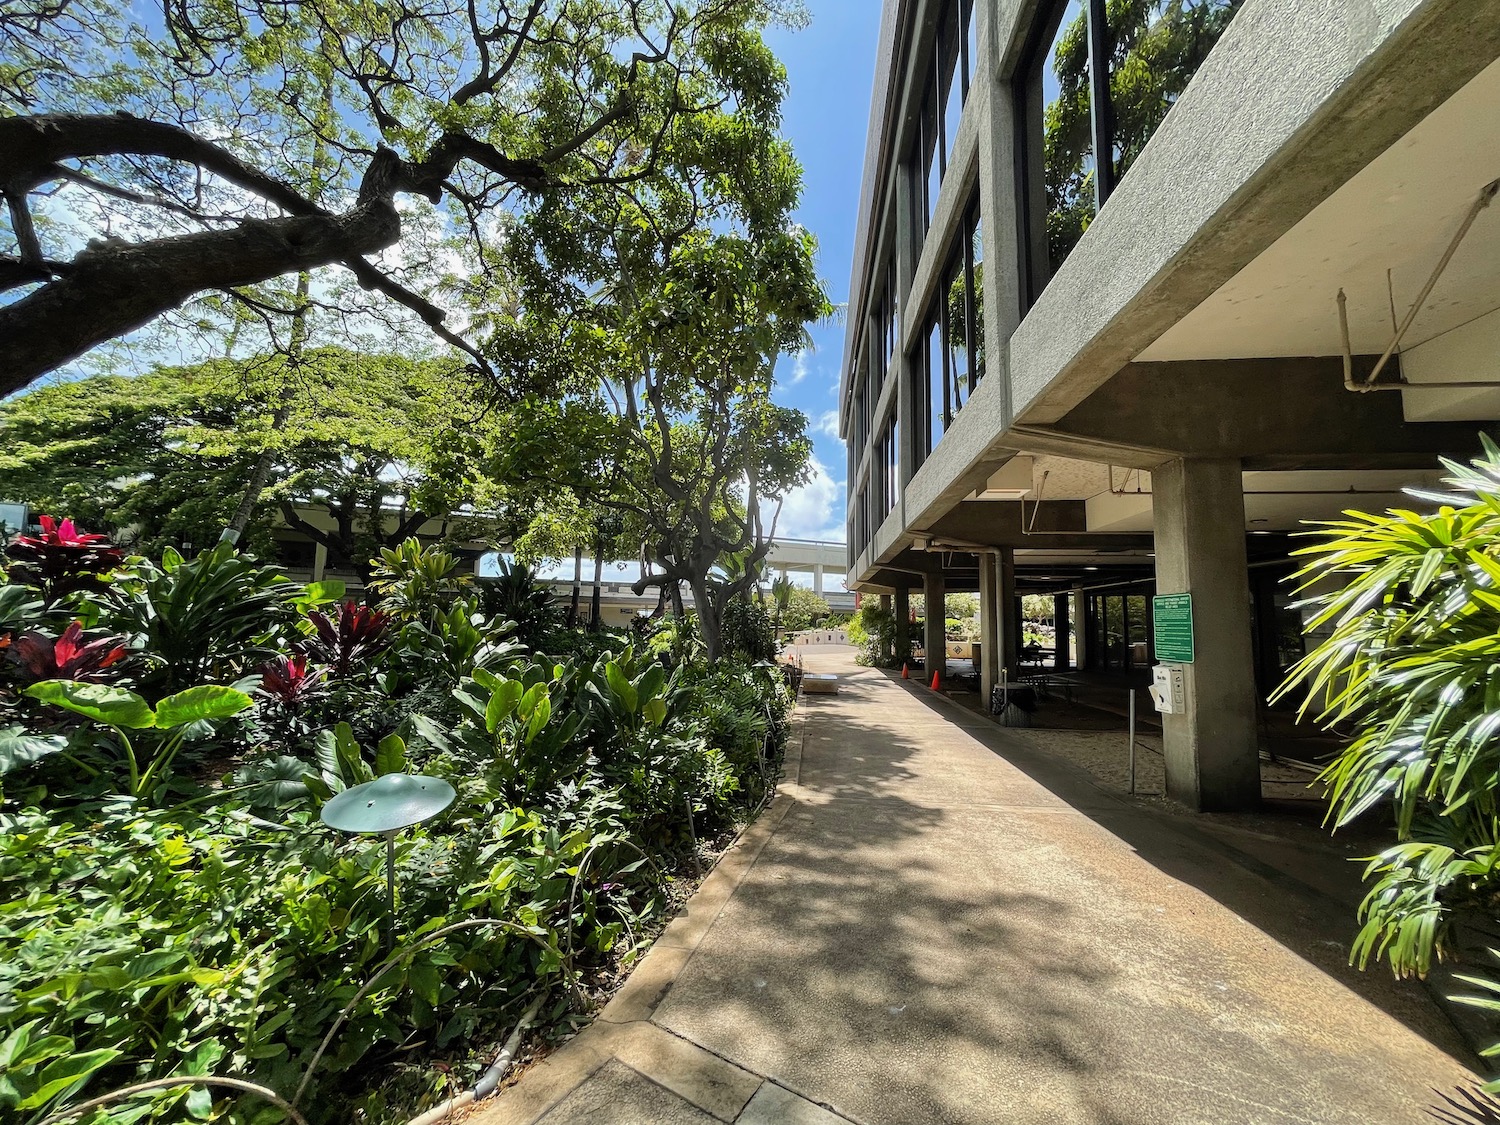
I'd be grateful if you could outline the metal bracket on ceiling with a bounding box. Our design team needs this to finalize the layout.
[1340,177,1500,393]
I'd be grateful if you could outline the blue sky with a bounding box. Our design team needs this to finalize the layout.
[762,4,882,545]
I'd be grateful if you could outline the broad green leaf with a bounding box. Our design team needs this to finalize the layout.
[485,680,524,733]
[375,734,407,776]
[17,1048,124,1109]
[24,681,155,729]
[0,725,68,776]
[643,698,668,726]
[524,692,552,744]
[153,686,253,729]
[605,661,637,713]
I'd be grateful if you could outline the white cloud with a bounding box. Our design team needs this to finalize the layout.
[814,409,841,439]
[767,456,845,543]
[790,351,810,384]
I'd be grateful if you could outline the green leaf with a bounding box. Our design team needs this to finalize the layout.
[334,722,372,786]
[153,685,253,729]
[605,661,637,713]
[485,680,524,734]
[375,734,406,776]
[643,698,668,727]
[17,1048,123,1109]
[524,691,552,744]
[24,681,155,729]
[0,725,68,776]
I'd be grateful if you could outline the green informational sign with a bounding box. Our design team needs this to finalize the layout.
[1152,593,1194,664]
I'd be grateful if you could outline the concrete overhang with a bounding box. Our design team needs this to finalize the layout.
[1139,56,1500,424]
[1006,0,1500,427]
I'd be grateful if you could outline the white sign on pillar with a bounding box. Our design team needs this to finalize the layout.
[1149,665,1185,714]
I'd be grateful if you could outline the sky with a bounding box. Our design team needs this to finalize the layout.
[760,4,883,545]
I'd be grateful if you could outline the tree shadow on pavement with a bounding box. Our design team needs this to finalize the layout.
[656,664,1135,1125]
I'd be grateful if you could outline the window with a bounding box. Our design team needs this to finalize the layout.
[912,194,984,466]
[908,0,977,243]
[1018,0,1244,302]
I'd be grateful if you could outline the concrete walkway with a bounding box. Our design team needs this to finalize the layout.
[472,648,1482,1125]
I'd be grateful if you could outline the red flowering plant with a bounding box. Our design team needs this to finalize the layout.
[302,600,393,679]
[4,621,128,685]
[4,515,125,602]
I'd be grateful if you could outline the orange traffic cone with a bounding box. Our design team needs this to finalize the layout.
[930,670,941,691]
[902,663,909,679]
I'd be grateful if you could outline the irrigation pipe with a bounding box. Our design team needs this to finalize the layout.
[34,1076,309,1125]
[404,992,548,1125]
[293,918,582,1110]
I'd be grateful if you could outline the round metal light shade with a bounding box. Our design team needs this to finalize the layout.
[321,773,457,834]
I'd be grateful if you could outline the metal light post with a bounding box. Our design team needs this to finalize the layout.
[321,774,457,950]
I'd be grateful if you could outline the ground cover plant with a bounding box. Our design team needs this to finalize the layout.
[1277,435,1500,1082]
[0,522,792,1124]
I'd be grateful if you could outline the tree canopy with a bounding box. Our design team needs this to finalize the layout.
[0,0,809,392]
[0,347,497,573]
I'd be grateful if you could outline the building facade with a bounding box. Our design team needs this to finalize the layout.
[840,0,1500,809]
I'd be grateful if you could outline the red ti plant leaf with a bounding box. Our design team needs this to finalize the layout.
[302,601,393,677]
[5,514,125,601]
[7,621,128,684]
[258,654,324,708]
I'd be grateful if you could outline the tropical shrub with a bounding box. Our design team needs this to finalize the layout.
[848,600,896,667]
[1276,437,1500,1079]
[0,521,792,1123]
[477,557,560,650]
[720,594,775,662]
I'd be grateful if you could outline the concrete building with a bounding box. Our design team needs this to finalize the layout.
[840,0,1500,810]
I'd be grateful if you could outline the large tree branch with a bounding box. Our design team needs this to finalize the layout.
[0,199,399,394]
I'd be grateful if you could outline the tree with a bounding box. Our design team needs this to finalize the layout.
[0,347,495,573]
[0,0,808,393]
[1274,437,1500,1064]
[491,226,826,661]
[1044,0,1243,267]
[773,584,830,633]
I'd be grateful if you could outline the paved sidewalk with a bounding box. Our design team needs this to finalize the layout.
[471,649,1481,1125]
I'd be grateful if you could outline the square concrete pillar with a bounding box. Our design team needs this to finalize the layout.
[1152,458,1260,812]
[979,554,1000,699]
[814,564,825,596]
[879,593,893,662]
[923,572,946,688]
[1053,592,1070,671]
[894,585,911,666]
[997,547,1018,677]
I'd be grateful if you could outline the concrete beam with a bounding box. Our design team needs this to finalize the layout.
[1051,359,1489,469]
[1012,0,1500,424]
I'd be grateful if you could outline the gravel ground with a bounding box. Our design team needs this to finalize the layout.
[997,726,1324,800]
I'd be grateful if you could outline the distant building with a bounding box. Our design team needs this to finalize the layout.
[841,0,1500,809]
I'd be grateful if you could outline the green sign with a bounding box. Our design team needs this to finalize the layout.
[1152,593,1194,664]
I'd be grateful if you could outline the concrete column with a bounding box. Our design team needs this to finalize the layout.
[894,585,911,666]
[312,541,328,583]
[813,564,824,596]
[1153,457,1260,812]
[879,593,893,662]
[1053,592,1070,671]
[979,554,1000,700]
[1078,592,1094,669]
[997,547,1018,677]
[923,572,946,689]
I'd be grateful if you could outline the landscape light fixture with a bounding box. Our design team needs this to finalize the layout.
[321,774,457,949]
